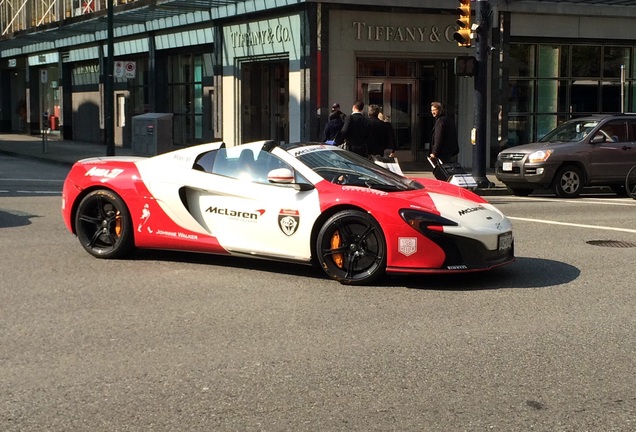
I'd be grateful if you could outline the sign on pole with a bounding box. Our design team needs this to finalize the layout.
[114,61,136,79]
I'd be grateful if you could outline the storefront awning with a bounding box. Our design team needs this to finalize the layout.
[0,0,242,55]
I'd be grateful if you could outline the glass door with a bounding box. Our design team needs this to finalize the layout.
[360,79,416,161]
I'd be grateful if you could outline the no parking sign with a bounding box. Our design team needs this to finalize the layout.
[114,61,136,79]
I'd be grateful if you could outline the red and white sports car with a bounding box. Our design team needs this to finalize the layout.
[62,140,514,285]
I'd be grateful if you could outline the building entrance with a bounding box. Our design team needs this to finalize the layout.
[240,60,289,144]
[357,59,455,164]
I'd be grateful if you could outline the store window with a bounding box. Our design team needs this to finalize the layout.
[507,43,635,146]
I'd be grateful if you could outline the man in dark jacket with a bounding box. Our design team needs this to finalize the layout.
[367,104,395,157]
[430,101,459,162]
[335,100,369,157]
[323,111,344,143]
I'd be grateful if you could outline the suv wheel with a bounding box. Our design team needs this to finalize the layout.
[553,165,583,198]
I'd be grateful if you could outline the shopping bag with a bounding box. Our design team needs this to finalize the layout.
[372,155,404,176]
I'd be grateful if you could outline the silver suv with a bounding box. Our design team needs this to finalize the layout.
[495,114,636,197]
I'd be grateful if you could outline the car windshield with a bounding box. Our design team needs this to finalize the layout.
[538,120,599,143]
[290,145,423,192]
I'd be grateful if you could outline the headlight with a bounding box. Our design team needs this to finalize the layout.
[528,150,553,163]
[400,209,458,233]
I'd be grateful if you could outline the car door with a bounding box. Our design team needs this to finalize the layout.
[191,146,322,261]
[589,120,634,181]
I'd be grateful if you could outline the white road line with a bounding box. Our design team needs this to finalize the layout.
[500,196,636,206]
[509,216,636,234]
[0,179,64,182]
[15,191,61,194]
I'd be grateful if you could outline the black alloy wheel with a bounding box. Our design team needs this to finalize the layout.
[316,210,387,285]
[75,189,134,259]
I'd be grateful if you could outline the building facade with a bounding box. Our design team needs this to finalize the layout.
[1,0,635,168]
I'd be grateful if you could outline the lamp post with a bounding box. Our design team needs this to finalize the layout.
[105,0,115,156]
[472,0,492,188]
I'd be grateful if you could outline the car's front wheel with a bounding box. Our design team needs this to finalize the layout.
[75,189,134,259]
[553,165,584,198]
[316,210,387,285]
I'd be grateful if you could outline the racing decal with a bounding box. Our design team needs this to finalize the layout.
[137,203,153,233]
[278,209,300,236]
[341,186,388,196]
[172,154,193,163]
[458,205,486,216]
[205,206,265,223]
[398,237,417,257]
[135,202,197,239]
[155,229,199,240]
[447,265,468,270]
[84,166,124,178]
[290,146,325,157]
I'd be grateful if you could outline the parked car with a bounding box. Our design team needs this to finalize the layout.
[495,114,636,197]
[61,140,515,285]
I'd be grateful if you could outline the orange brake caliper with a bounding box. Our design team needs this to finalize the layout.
[331,230,343,268]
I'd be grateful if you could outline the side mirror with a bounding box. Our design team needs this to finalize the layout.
[267,168,315,191]
[267,168,294,184]
[590,134,606,144]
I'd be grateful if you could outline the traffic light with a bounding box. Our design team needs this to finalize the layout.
[454,56,477,76]
[453,0,471,47]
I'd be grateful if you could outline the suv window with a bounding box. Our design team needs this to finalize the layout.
[628,120,636,141]
[598,120,627,143]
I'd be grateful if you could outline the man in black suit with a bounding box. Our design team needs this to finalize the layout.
[430,101,459,162]
[367,104,395,157]
[335,100,369,157]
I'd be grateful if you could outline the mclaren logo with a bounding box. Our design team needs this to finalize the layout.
[205,206,264,221]
[278,209,300,236]
[458,205,486,216]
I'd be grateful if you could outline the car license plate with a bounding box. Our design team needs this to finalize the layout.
[498,232,513,252]
[502,162,513,171]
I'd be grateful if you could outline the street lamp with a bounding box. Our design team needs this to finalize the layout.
[105,0,115,156]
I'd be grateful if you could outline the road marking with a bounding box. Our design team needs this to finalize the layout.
[0,179,63,182]
[508,216,636,234]
[15,190,61,194]
[499,196,636,206]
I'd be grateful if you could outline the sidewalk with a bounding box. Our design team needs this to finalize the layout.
[0,133,510,195]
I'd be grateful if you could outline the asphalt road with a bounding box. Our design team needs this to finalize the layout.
[1,157,635,431]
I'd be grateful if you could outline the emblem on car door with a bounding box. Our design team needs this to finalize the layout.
[278,209,300,236]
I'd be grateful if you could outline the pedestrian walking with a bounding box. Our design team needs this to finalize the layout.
[335,100,369,157]
[323,110,344,144]
[366,106,395,157]
[330,102,347,123]
[430,101,459,162]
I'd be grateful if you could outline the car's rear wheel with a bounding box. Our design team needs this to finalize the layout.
[316,210,386,285]
[75,189,134,259]
[626,165,636,200]
[553,165,583,198]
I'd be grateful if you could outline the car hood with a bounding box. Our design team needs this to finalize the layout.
[500,140,579,154]
[397,187,509,227]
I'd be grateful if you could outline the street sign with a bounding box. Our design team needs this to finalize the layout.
[114,61,136,79]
